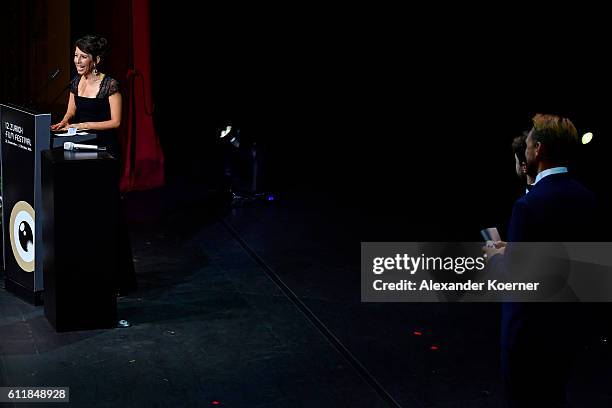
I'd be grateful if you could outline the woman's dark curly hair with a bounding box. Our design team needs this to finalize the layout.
[75,35,110,67]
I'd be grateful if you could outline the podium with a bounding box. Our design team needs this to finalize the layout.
[0,103,100,305]
[0,104,51,304]
[41,149,119,331]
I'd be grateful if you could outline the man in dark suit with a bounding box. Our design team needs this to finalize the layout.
[484,114,597,407]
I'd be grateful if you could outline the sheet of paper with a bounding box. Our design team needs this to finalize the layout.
[53,131,91,136]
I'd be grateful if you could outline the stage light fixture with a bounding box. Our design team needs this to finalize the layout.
[581,132,593,145]
[219,125,240,148]
[218,123,274,207]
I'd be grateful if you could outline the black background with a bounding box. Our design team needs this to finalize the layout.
[148,8,611,242]
[3,4,610,242]
[1,6,611,406]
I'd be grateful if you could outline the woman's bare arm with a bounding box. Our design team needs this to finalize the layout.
[51,93,77,130]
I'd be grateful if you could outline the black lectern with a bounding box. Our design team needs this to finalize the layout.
[42,149,119,331]
[0,104,51,304]
[1,103,98,304]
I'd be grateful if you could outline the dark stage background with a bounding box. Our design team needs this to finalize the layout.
[146,7,611,242]
[2,3,612,406]
[1,2,610,240]
[156,8,611,239]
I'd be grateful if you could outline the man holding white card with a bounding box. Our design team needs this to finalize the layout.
[483,114,597,407]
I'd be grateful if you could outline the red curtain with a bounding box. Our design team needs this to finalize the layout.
[120,0,164,192]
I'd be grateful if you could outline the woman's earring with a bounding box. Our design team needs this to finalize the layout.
[93,65,98,76]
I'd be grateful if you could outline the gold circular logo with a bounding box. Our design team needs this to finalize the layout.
[9,201,35,272]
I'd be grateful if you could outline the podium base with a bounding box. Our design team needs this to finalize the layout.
[5,278,43,306]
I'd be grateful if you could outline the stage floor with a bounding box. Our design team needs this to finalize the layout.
[1,180,610,407]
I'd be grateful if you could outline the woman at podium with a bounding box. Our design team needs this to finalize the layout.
[52,35,136,296]
[51,35,122,158]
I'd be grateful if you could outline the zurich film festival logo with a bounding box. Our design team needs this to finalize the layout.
[9,201,35,272]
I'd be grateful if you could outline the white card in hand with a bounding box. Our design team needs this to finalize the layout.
[480,227,501,242]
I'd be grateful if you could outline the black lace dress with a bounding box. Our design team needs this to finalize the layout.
[70,74,120,157]
[70,74,136,295]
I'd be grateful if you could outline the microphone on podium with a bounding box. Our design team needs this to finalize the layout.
[63,142,107,151]
[49,68,61,80]
[27,68,61,110]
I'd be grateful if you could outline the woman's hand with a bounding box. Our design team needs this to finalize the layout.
[55,122,89,131]
[69,123,89,130]
[51,120,69,130]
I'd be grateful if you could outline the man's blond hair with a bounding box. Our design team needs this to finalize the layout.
[530,114,579,164]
